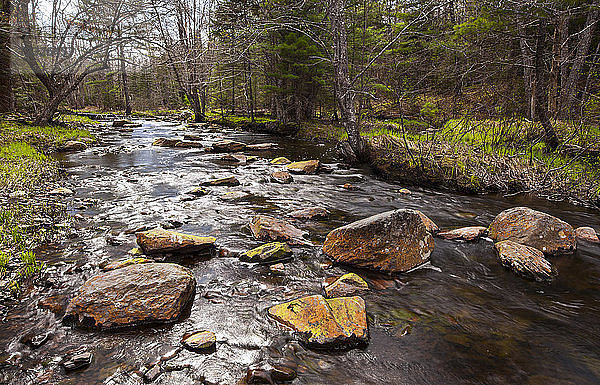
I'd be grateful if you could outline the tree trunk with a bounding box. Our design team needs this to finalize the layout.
[119,32,132,115]
[560,8,599,117]
[533,22,559,151]
[330,0,365,161]
[518,22,535,120]
[0,0,13,113]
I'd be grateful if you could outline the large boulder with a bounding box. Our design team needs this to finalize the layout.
[322,209,434,273]
[495,241,556,282]
[64,263,195,329]
[136,228,216,255]
[488,207,576,255]
[287,160,320,174]
[250,215,310,246]
[268,295,368,349]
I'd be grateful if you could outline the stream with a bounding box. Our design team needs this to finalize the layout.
[1,119,599,385]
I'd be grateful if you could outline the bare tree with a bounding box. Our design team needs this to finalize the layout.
[0,0,12,112]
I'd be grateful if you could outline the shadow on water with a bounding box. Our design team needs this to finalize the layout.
[1,120,599,384]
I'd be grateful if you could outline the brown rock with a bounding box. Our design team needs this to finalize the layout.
[438,226,488,241]
[153,138,202,148]
[249,215,310,246]
[58,141,87,152]
[322,209,434,273]
[417,211,439,233]
[287,160,320,174]
[202,176,240,187]
[246,143,276,151]
[575,227,599,244]
[136,228,216,255]
[101,257,153,271]
[219,154,247,164]
[489,207,576,255]
[183,134,202,141]
[495,241,556,282]
[212,139,247,152]
[181,330,216,351]
[270,171,293,184]
[289,207,330,220]
[268,295,368,349]
[64,263,196,329]
[324,273,368,298]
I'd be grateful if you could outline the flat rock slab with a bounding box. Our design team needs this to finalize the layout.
[495,241,556,282]
[489,207,576,255]
[268,295,368,349]
[240,242,292,264]
[219,154,247,165]
[250,215,310,246]
[438,226,488,241]
[270,157,291,165]
[181,330,216,351]
[101,257,153,271]
[322,209,434,273]
[575,227,599,244]
[153,138,203,148]
[287,160,320,174]
[247,143,276,151]
[64,263,196,329]
[289,207,330,220]
[212,140,247,152]
[324,273,368,298]
[220,191,252,201]
[202,176,240,187]
[136,228,216,255]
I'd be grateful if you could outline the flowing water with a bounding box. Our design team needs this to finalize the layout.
[1,120,599,385]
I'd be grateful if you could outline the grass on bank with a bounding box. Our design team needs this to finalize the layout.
[0,118,94,296]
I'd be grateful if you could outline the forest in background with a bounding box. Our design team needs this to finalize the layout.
[1,0,600,203]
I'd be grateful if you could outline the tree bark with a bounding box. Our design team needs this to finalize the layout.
[119,29,132,115]
[560,8,599,117]
[0,0,12,112]
[518,22,535,120]
[330,0,365,161]
[533,22,559,151]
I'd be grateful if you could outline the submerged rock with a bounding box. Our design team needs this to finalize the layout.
[489,207,576,255]
[324,273,369,298]
[64,263,195,329]
[322,209,434,273]
[219,154,247,165]
[101,257,153,271]
[575,227,599,244]
[202,176,240,187]
[220,191,251,201]
[183,134,202,141]
[270,157,291,165]
[270,171,293,184]
[181,330,216,352]
[268,295,368,349]
[495,240,556,282]
[240,242,292,264]
[438,226,488,241]
[153,138,203,148]
[112,119,133,127]
[212,139,247,152]
[287,160,320,174]
[136,228,216,255]
[62,351,93,371]
[289,207,330,220]
[249,215,310,246]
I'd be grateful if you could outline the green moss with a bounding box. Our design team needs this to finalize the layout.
[0,142,47,160]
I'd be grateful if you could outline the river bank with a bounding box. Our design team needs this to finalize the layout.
[0,115,97,300]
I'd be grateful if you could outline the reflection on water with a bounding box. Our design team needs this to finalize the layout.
[1,120,599,384]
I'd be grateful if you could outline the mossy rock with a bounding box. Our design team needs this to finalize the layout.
[240,242,292,264]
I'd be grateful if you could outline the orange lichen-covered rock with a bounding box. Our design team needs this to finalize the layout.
[286,160,320,174]
[575,227,599,244]
[136,228,216,255]
[416,211,439,233]
[322,209,434,273]
[495,241,556,282]
[489,207,576,255]
[324,273,368,298]
[438,226,488,241]
[268,295,368,349]
[249,215,310,246]
[289,207,330,220]
[64,263,195,329]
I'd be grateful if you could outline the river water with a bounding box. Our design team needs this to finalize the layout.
[1,120,599,385]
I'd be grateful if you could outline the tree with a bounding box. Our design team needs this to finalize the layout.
[0,0,12,112]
